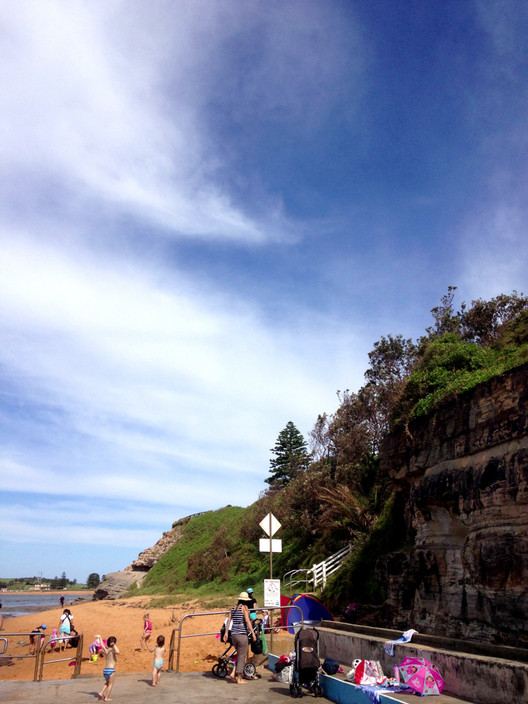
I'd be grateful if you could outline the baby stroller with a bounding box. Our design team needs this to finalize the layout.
[212,641,256,679]
[289,627,323,698]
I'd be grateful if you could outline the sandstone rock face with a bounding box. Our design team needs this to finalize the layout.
[126,524,186,572]
[379,363,528,646]
[93,570,147,600]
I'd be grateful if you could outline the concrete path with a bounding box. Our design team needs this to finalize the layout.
[0,670,293,703]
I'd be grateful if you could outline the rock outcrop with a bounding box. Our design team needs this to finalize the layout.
[378,363,528,646]
[94,516,199,600]
[125,520,188,572]
[93,570,147,600]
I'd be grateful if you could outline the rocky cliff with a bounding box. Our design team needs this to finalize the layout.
[125,521,187,571]
[94,518,190,599]
[378,363,528,646]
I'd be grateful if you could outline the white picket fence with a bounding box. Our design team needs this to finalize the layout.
[283,543,351,593]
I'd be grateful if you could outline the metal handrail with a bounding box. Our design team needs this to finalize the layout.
[0,631,47,681]
[37,632,84,681]
[282,544,352,592]
[169,609,230,673]
[169,604,304,674]
[283,569,314,593]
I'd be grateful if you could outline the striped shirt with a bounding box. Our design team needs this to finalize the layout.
[230,605,248,635]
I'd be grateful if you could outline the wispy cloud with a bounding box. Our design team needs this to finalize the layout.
[0,1,298,242]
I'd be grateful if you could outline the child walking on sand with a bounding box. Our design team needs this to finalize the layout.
[149,634,166,687]
[140,613,152,650]
[95,634,119,701]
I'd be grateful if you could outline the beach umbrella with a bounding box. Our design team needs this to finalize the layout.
[399,657,445,696]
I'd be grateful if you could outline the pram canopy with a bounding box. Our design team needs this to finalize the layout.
[295,627,320,671]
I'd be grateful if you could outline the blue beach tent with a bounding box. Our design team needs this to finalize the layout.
[285,593,334,634]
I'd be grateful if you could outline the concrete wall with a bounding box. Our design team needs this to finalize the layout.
[317,625,528,704]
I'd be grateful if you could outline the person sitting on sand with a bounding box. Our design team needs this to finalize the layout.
[89,637,106,660]
[149,634,166,687]
[95,634,119,701]
[140,613,152,650]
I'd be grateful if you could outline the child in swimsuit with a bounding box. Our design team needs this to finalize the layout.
[149,634,166,687]
[48,628,59,652]
[96,634,119,701]
[140,613,152,650]
[29,624,46,655]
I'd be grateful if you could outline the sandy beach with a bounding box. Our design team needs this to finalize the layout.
[0,594,234,681]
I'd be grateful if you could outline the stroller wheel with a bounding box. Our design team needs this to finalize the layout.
[216,663,228,678]
[243,662,256,678]
[212,663,220,677]
[290,683,296,697]
[315,684,323,697]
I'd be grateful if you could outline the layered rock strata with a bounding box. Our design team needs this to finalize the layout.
[379,363,528,646]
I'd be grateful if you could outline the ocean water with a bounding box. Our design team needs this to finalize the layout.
[0,592,79,619]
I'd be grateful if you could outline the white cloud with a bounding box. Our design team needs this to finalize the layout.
[0,231,349,432]
[0,502,160,547]
[456,196,528,302]
[0,0,294,242]
[0,228,365,521]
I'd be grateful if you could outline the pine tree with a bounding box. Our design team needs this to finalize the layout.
[86,573,101,589]
[265,421,311,487]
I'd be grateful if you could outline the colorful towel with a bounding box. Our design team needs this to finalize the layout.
[384,629,418,656]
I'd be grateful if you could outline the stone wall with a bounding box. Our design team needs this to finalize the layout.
[378,363,528,646]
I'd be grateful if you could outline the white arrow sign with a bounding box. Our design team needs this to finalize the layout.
[259,512,281,537]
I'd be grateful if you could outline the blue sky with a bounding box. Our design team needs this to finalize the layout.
[1,0,527,583]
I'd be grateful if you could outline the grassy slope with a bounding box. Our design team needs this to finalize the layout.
[134,506,262,603]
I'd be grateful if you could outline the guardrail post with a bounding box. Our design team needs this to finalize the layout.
[72,634,83,678]
[168,627,177,671]
[35,639,43,682]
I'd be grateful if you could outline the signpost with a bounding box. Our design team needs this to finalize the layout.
[259,512,282,579]
[259,513,282,653]
[264,578,281,608]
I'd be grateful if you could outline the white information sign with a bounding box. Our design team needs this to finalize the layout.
[259,538,282,553]
[263,578,281,608]
[259,512,281,537]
